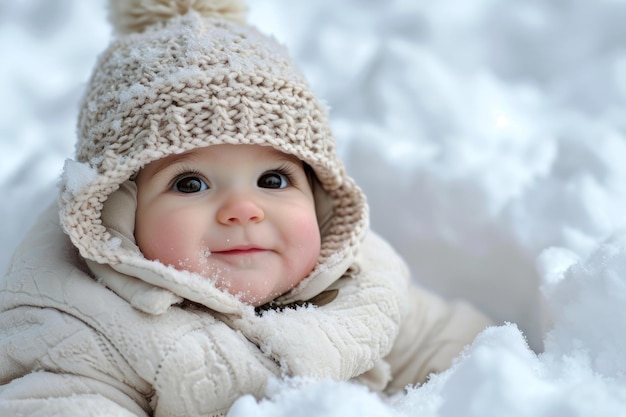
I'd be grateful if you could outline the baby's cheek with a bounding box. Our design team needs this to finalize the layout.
[292,215,322,269]
[141,216,194,267]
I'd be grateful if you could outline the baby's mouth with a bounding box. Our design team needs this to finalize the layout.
[213,245,267,255]
[211,245,269,269]
[217,248,264,255]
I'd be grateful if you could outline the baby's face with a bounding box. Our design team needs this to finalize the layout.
[134,144,321,306]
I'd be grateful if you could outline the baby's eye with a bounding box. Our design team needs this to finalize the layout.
[172,175,208,193]
[258,171,290,189]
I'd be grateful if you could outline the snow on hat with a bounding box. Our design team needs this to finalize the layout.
[58,0,369,307]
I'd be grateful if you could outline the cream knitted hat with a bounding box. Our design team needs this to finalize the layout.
[59,0,368,310]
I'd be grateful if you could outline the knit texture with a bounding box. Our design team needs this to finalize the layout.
[58,1,368,303]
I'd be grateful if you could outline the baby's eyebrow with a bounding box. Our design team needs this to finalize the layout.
[274,152,304,167]
[143,152,196,180]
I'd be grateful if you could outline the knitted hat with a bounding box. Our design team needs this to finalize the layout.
[59,0,368,312]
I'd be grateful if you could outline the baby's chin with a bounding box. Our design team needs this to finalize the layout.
[180,256,307,307]
[214,282,293,307]
[226,287,282,307]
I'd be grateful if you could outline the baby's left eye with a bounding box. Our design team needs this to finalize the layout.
[258,171,290,189]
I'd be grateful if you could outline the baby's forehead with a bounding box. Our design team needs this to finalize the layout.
[174,143,302,163]
[140,143,304,176]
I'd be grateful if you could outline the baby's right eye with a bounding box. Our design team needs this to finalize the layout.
[172,175,208,193]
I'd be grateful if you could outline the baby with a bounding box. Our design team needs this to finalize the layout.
[134,143,320,306]
[0,1,492,416]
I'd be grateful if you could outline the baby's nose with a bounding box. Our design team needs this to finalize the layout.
[216,195,264,225]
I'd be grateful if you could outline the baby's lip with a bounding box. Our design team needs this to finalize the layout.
[212,245,267,255]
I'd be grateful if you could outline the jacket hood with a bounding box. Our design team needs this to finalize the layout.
[58,1,368,314]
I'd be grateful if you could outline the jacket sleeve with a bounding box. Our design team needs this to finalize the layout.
[0,374,145,417]
[0,303,281,417]
[0,306,152,417]
[383,284,493,391]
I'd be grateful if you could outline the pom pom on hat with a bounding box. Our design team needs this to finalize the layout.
[108,0,248,34]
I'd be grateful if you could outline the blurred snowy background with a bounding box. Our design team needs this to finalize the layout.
[3,0,626,415]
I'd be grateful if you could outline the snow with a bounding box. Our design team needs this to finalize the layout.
[2,0,626,415]
[59,159,97,202]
